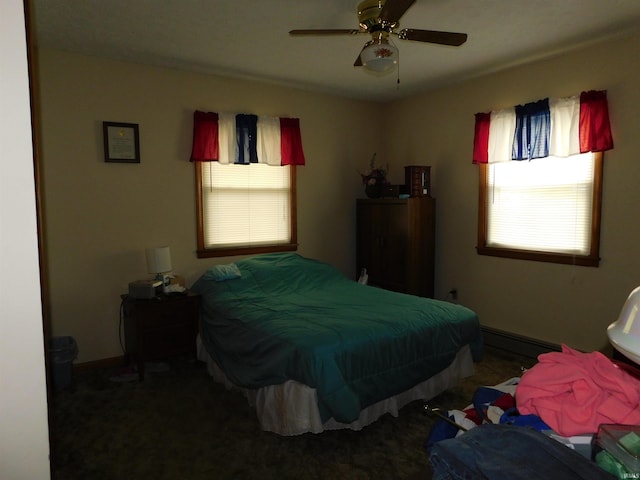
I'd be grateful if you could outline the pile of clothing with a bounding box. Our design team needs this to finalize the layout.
[517,345,640,436]
[426,345,640,479]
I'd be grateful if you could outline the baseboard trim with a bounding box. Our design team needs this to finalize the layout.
[481,326,561,359]
[74,356,125,373]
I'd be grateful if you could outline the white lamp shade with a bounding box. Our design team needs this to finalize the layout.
[361,41,398,73]
[608,286,640,364]
[146,246,172,274]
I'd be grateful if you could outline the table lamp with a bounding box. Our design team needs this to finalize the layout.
[146,246,172,293]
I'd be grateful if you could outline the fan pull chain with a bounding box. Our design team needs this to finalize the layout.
[396,46,401,88]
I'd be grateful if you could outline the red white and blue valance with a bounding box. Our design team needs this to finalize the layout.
[473,90,613,164]
[190,111,306,166]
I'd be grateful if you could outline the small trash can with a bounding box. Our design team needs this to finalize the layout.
[50,336,78,390]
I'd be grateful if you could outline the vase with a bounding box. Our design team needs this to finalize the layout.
[365,183,383,199]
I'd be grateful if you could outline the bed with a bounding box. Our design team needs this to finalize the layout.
[191,252,483,435]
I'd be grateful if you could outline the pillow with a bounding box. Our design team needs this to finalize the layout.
[205,263,242,282]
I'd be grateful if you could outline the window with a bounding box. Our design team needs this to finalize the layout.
[473,90,612,266]
[477,152,603,266]
[195,161,297,258]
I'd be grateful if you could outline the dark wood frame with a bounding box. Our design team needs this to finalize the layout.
[477,152,603,267]
[194,162,298,258]
[103,121,140,163]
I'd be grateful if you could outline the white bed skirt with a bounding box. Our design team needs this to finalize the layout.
[196,335,475,436]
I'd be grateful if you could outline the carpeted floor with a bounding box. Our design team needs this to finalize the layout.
[49,346,536,480]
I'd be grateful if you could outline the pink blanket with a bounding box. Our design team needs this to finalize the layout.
[516,345,640,436]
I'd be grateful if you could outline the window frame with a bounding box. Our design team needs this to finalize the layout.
[195,162,298,258]
[477,152,604,267]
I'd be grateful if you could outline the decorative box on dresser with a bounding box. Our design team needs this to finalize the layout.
[356,197,435,298]
[121,292,201,380]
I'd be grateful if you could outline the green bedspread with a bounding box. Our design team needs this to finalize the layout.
[192,253,483,424]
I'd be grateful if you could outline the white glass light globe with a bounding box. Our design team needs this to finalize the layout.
[361,41,398,73]
[608,285,640,364]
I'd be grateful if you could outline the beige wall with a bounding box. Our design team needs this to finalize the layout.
[37,49,382,362]
[38,32,640,362]
[384,32,640,352]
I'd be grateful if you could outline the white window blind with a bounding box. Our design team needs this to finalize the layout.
[201,162,291,248]
[486,153,595,255]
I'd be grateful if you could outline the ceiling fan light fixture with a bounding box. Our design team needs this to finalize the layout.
[290,0,467,75]
[361,37,398,73]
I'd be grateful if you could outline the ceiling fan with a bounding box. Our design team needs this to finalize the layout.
[289,0,468,74]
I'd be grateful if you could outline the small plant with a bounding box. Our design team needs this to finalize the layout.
[360,153,389,186]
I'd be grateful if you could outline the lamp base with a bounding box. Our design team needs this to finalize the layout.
[155,273,172,294]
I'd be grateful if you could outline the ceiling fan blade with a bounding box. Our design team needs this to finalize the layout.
[398,29,468,46]
[379,0,416,24]
[289,29,362,36]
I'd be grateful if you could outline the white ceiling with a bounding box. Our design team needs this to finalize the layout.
[31,0,640,102]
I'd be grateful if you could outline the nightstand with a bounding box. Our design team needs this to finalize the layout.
[121,292,200,380]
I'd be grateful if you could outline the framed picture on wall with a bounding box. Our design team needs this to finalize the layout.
[103,121,140,163]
